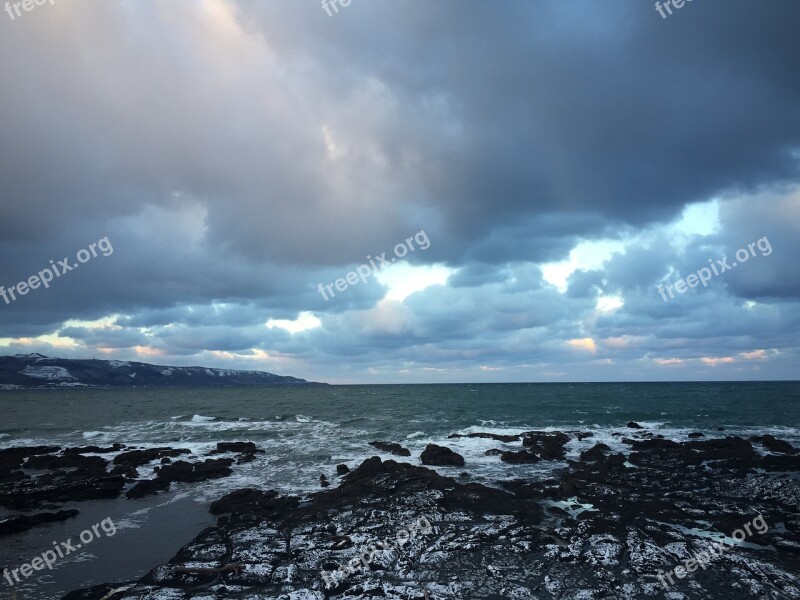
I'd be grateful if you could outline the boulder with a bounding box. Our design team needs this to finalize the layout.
[500,450,540,464]
[420,444,465,467]
[369,441,411,457]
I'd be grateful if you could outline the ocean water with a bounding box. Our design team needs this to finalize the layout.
[3,382,800,496]
[1,382,799,598]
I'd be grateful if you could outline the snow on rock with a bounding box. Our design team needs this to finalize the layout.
[20,365,75,381]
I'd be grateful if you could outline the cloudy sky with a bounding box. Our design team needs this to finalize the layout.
[0,0,798,383]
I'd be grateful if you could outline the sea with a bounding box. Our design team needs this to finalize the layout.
[1,382,799,599]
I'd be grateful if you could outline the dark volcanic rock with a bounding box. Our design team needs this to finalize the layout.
[0,447,126,508]
[63,443,125,455]
[160,459,233,484]
[626,421,644,429]
[336,464,350,475]
[70,457,542,599]
[64,439,800,600]
[26,453,108,472]
[126,477,171,499]
[580,442,611,461]
[126,459,234,499]
[420,443,465,466]
[113,448,191,467]
[368,441,411,457]
[521,431,570,459]
[109,464,138,478]
[0,509,79,536]
[0,446,60,473]
[500,449,540,464]
[688,431,705,438]
[212,441,262,454]
[209,488,299,518]
[750,434,798,454]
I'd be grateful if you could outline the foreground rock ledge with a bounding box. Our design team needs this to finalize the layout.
[64,433,800,599]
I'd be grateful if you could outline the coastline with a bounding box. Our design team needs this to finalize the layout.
[1,423,799,599]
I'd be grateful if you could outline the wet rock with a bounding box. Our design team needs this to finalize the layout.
[500,449,540,464]
[626,421,644,429]
[750,434,798,454]
[0,509,79,536]
[521,431,570,459]
[336,464,350,475]
[0,446,60,473]
[63,444,125,455]
[212,441,262,454]
[0,471,126,509]
[688,432,705,438]
[580,443,611,462]
[369,441,411,457]
[237,453,257,464]
[209,488,298,518]
[126,459,234,499]
[420,443,465,466]
[320,474,330,488]
[109,464,138,478]
[113,448,191,467]
[126,477,171,499]
[65,439,800,600]
[163,459,233,483]
[25,453,108,472]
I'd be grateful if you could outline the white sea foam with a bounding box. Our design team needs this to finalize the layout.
[190,414,216,423]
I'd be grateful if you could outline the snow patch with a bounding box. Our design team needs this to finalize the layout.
[21,365,75,381]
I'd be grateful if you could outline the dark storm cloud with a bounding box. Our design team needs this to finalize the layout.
[0,0,798,381]
[243,0,800,241]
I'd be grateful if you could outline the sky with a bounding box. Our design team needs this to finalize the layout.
[0,0,798,384]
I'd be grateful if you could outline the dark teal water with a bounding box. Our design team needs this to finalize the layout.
[2,383,799,494]
[1,382,798,599]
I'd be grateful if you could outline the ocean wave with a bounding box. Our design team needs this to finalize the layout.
[190,414,216,423]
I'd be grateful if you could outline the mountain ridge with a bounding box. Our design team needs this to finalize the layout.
[0,354,325,389]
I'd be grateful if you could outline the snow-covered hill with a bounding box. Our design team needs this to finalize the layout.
[0,354,324,388]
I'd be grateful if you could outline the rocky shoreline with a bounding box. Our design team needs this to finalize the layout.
[2,425,799,598]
